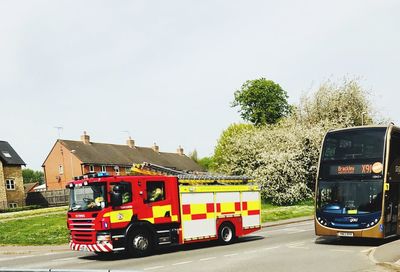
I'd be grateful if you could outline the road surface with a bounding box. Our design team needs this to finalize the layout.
[0,221,391,272]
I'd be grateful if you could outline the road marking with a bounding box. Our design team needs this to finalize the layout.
[329,249,354,253]
[287,241,309,249]
[51,257,76,262]
[199,257,217,261]
[172,261,193,266]
[244,250,258,254]
[144,266,165,270]
[260,246,280,251]
[285,228,313,234]
[288,246,309,249]
[286,241,306,246]
[224,253,239,257]
[330,249,354,253]
[0,255,33,262]
[76,260,96,264]
[361,247,375,253]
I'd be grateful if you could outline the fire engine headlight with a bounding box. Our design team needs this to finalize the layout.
[97,233,111,242]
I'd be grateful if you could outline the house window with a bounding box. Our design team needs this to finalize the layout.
[101,165,107,172]
[59,165,64,175]
[2,151,11,158]
[8,203,18,208]
[89,165,95,173]
[6,179,15,190]
[114,166,120,175]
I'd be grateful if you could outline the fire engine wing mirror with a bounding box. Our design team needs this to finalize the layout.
[110,191,123,207]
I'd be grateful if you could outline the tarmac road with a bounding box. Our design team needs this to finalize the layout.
[0,221,392,272]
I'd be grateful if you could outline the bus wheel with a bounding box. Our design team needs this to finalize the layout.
[218,222,236,244]
[127,229,152,257]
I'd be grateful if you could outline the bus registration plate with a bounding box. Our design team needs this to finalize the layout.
[337,232,354,237]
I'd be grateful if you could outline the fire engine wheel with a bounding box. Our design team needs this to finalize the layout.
[127,229,152,257]
[218,222,236,244]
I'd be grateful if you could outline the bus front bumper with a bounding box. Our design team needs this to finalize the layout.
[314,218,385,238]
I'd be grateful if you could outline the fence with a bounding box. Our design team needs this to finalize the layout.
[26,189,70,207]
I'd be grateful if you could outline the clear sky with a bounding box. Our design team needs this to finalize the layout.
[1,0,399,170]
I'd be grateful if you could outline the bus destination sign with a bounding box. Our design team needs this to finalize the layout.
[330,162,383,175]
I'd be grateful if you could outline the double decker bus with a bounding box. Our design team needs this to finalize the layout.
[315,124,400,238]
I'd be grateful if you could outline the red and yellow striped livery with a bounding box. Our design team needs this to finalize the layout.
[66,164,261,256]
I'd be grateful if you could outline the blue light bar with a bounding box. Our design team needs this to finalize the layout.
[97,172,109,177]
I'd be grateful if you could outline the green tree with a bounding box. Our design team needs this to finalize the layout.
[213,123,256,172]
[189,149,198,162]
[22,169,44,184]
[232,78,290,126]
[197,156,215,171]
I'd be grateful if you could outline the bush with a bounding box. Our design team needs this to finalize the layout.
[214,120,327,205]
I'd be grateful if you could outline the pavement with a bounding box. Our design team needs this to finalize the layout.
[1,215,400,271]
[369,236,400,271]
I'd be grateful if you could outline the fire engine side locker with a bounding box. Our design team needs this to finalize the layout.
[178,185,261,243]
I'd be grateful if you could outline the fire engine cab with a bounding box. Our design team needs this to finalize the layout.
[67,163,261,256]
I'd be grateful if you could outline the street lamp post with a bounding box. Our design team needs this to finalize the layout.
[361,112,367,126]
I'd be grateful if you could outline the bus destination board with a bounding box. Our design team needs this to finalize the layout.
[329,162,383,175]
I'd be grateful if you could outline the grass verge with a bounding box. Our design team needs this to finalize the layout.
[0,206,68,221]
[0,213,69,245]
[261,201,314,222]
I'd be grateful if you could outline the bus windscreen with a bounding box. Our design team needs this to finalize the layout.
[322,128,386,162]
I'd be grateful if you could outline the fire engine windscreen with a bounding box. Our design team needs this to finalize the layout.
[69,184,106,211]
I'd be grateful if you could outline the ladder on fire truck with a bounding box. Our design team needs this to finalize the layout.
[131,162,253,185]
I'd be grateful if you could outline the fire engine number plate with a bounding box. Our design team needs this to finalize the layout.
[80,245,89,252]
[337,232,354,237]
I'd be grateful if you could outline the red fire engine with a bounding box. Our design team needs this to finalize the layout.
[67,163,261,256]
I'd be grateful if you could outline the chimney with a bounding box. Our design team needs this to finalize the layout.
[152,142,159,153]
[127,137,135,148]
[81,131,90,145]
[177,145,184,155]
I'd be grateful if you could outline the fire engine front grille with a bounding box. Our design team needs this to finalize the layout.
[68,217,96,244]
[68,218,95,231]
[72,231,96,243]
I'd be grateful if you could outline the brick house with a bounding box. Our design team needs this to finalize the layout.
[0,141,26,209]
[42,132,204,190]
